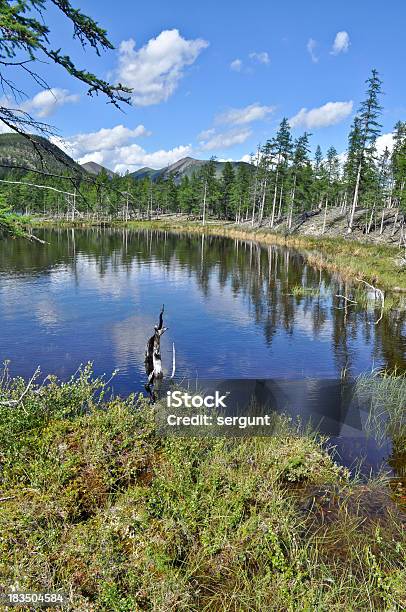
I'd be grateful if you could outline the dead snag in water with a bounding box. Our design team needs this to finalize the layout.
[145,305,167,402]
[171,342,176,379]
[356,279,385,325]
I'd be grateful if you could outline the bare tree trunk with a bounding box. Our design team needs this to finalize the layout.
[392,209,399,236]
[258,178,267,225]
[277,181,283,220]
[322,197,328,234]
[348,162,362,233]
[270,166,279,228]
[379,207,385,235]
[145,305,167,402]
[341,191,347,214]
[398,220,405,247]
[366,201,376,234]
[235,198,242,224]
[251,147,260,227]
[287,175,296,230]
[202,181,207,226]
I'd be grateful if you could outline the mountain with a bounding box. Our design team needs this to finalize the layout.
[130,167,161,181]
[0,133,84,177]
[0,136,253,185]
[80,161,116,178]
[129,157,253,183]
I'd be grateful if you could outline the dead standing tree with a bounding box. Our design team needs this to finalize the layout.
[145,305,167,402]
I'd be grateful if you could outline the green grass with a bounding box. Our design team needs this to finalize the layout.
[357,371,406,452]
[289,285,320,298]
[0,365,405,610]
[0,206,32,239]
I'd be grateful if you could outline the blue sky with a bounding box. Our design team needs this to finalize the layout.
[7,0,406,172]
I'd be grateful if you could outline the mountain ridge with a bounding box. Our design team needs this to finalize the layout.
[0,134,253,183]
[128,156,252,182]
[80,161,116,178]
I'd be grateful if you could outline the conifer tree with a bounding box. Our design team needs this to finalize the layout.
[391,121,406,212]
[347,69,383,233]
[270,118,292,227]
[288,133,311,229]
[221,162,235,218]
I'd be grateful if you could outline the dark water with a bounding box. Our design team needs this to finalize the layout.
[0,228,405,474]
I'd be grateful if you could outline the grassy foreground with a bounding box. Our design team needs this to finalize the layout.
[0,366,405,611]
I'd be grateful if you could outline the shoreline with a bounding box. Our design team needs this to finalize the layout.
[33,216,406,294]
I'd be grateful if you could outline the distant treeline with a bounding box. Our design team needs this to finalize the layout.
[1,70,405,235]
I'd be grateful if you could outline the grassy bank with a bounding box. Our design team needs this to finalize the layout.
[0,366,405,611]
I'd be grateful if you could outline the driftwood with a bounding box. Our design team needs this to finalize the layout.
[0,367,41,407]
[171,342,176,379]
[335,294,358,305]
[145,305,167,401]
[357,279,385,325]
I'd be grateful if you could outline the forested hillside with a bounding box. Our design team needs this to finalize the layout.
[0,134,84,177]
[0,70,405,238]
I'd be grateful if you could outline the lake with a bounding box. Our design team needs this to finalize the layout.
[1,228,405,472]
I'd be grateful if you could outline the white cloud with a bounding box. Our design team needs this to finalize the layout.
[217,103,274,125]
[198,103,271,153]
[52,123,191,173]
[198,128,216,140]
[78,152,105,165]
[289,101,353,129]
[230,58,243,72]
[240,154,253,163]
[116,29,208,106]
[22,88,79,117]
[307,38,318,63]
[249,51,270,65]
[376,132,394,156]
[331,31,350,55]
[55,124,149,158]
[336,133,394,168]
[199,128,252,151]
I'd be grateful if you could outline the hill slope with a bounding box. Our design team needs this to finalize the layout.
[80,161,116,179]
[129,156,253,182]
[0,133,84,177]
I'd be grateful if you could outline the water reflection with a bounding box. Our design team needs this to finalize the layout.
[1,227,406,480]
[0,227,405,393]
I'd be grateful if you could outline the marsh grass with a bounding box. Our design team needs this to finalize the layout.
[289,285,320,298]
[0,366,405,610]
[356,371,406,452]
